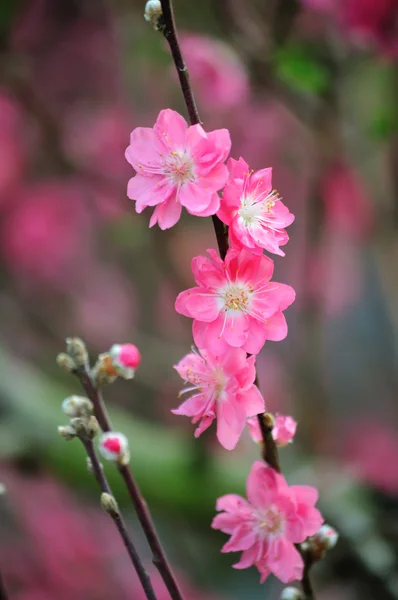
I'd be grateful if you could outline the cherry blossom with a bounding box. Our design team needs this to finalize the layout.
[175,248,295,355]
[98,432,129,463]
[212,461,323,583]
[109,343,141,379]
[217,157,295,256]
[248,415,297,446]
[125,109,231,229]
[172,347,264,450]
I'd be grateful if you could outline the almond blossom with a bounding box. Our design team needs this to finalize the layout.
[125,109,231,229]
[172,347,264,450]
[217,157,295,256]
[212,461,323,583]
[175,248,295,355]
[248,415,297,446]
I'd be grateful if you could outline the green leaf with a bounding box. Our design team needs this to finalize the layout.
[274,44,329,94]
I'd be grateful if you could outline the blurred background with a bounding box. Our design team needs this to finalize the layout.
[0,0,398,598]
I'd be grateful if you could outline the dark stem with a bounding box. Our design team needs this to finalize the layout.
[158,2,316,597]
[159,0,229,261]
[256,412,281,473]
[301,549,314,600]
[81,437,158,600]
[0,570,8,600]
[76,368,185,600]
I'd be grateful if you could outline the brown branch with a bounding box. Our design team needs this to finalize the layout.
[158,3,316,597]
[80,436,158,600]
[75,365,185,600]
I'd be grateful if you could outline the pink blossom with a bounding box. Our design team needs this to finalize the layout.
[125,109,231,229]
[247,415,297,446]
[217,158,295,256]
[180,34,249,111]
[343,0,398,55]
[175,248,295,355]
[172,347,265,450]
[110,343,141,378]
[212,461,323,583]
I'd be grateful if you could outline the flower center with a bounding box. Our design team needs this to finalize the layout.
[238,191,278,226]
[256,506,284,537]
[163,150,195,186]
[221,283,251,313]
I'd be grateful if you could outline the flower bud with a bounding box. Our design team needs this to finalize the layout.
[98,432,130,464]
[144,0,162,29]
[273,415,297,446]
[109,343,141,380]
[101,492,119,515]
[280,588,303,600]
[62,395,93,418]
[314,524,339,550]
[65,337,89,369]
[70,416,99,439]
[56,352,76,372]
[58,424,77,441]
[92,353,119,386]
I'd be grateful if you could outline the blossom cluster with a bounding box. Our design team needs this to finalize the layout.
[125,108,325,585]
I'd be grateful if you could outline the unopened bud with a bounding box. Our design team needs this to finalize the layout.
[280,588,303,600]
[101,492,119,515]
[98,432,130,464]
[70,416,99,439]
[273,415,297,446]
[56,352,76,372]
[66,337,88,369]
[314,524,339,550]
[263,412,275,429]
[144,0,163,29]
[58,424,77,441]
[92,353,119,386]
[109,343,141,380]
[87,456,103,474]
[62,395,93,418]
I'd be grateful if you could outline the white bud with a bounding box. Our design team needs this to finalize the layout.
[57,424,77,441]
[62,395,93,418]
[280,587,303,600]
[65,337,88,369]
[98,432,130,464]
[144,0,162,29]
[101,492,119,515]
[315,524,339,549]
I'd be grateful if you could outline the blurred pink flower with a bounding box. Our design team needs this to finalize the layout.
[343,0,398,54]
[247,415,297,446]
[344,419,398,495]
[126,109,231,229]
[212,461,323,583]
[0,181,91,285]
[172,347,264,450]
[0,92,25,201]
[218,157,294,257]
[180,34,249,111]
[322,163,374,242]
[176,248,295,355]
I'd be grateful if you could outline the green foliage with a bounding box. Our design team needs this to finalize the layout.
[274,44,330,94]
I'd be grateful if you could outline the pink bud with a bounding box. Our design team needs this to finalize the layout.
[273,415,297,446]
[314,524,339,550]
[98,432,129,463]
[109,343,141,379]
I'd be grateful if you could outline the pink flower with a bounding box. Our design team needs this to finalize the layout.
[175,248,295,355]
[109,343,141,379]
[212,461,323,583]
[248,415,297,446]
[180,34,249,111]
[125,109,231,229]
[172,347,265,450]
[343,0,398,55]
[218,158,295,256]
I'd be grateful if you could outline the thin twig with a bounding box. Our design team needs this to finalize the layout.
[75,366,184,600]
[158,2,316,597]
[80,436,158,600]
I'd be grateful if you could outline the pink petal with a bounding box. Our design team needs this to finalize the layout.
[127,175,173,210]
[242,319,267,355]
[174,353,205,380]
[149,196,182,230]
[219,347,248,376]
[268,539,303,583]
[246,461,278,507]
[233,544,260,570]
[222,525,256,553]
[216,400,247,450]
[239,385,265,417]
[223,313,249,347]
[290,486,319,506]
[201,162,229,190]
[198,192,221,217]
[179,182,215,214]
[227,156,249,180]
[179,287,220,322]
[154,109,188,148]
[175,288,198,318]
[264,311,288,342]
[212,512,243,534]
[194,415,214,438]
[215,494,250,513]
[125,127,165,168]
[248,167,272,194]
[171,393,209,417]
